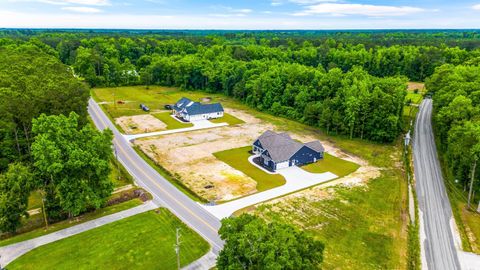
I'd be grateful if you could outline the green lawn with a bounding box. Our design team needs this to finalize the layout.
[213,146,286,192]
[302,153,360,177]
[0,199,143,247]
[152,112,193,129]
[209,112,245,125]
[8,209,210,270]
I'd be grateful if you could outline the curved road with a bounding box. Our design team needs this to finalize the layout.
[413,98,461,269]
[88,99,224,254]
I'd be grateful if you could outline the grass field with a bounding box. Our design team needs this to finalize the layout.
[209,112,245,125]
[256,170,405,269]
[92,86,231,119]
[439,148,480,254]
[213,146,286,192]
[302,153,360,177]
[152,112,193,129]
[0,199,143,247]
[7,209,209,270]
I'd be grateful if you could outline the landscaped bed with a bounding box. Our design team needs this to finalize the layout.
[7,209,210,270]
[213,146,286,192]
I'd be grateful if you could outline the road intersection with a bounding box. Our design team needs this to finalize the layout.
[88,99,225,254]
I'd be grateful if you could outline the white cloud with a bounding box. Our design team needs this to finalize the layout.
[271,0,282,6]
[0,9,478,30]
[473,4,480,10]
[61,6,102,12]
[12,0,111,5]
[272,0,336,6]
[209,5,252,17]
[294,3,424,17]
[290,0,338,4]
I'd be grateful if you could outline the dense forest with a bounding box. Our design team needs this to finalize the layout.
[3,30,480,144]
[0,43,113,232]
[2,29,480,231]
[427,65,480,208]
[5,30,470,143]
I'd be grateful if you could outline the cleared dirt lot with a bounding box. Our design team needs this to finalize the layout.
[115,114,167,134]
[135,107,369,202]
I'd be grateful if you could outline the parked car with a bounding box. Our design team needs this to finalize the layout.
[164,104,172,110]
[140,103,150,112]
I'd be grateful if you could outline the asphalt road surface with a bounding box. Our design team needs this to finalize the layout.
[88,99,224,253]
[413,98,461,270]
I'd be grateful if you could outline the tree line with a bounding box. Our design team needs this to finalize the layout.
[6,34,421,143]
[0,44,113,233]
[427,64,480,210]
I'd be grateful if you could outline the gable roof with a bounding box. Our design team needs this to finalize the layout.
[173,97,194,111]
[173,97,224,116]
[305,141,325,152]
[256,131,303,162]
[255,130,324,163]
[185,103,224,115]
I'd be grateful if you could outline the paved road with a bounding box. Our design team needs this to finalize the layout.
[0,201,157,266]
[88,99,224,254]
[413,98,461,270]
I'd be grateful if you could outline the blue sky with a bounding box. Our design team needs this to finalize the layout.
[1,0,480,29]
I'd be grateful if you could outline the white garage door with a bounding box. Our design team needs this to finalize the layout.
[276,161,290,170]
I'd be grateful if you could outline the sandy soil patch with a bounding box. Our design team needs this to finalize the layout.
[115,115,166,134]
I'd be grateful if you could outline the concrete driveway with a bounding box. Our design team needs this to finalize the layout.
[201,162,337,219]
[123,119,227,141]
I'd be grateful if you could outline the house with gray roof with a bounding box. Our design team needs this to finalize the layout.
[172,97,224,122]
[252,130,324,171]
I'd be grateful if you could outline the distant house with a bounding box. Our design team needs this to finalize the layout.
[172,97,224,122]
[252,130,324,171]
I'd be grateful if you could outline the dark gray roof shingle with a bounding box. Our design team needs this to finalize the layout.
[305,141,325,152]
[173,97,224,116]
[256,131,324,163]
[185,103,224,115]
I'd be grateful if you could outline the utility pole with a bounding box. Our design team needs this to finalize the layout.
[174,227,181,270]
[113,88,116,110]
[114,144,120,180]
